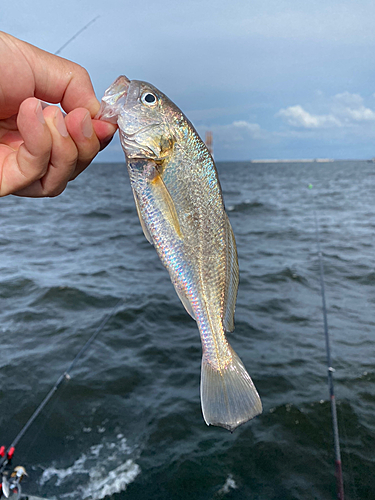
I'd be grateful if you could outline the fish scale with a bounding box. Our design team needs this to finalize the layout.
[156,137,227,365]
[96,76,262,431]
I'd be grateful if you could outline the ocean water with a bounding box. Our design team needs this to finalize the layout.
[1,160,374,500]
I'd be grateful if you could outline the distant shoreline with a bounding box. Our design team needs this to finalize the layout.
[250,158,334,163]
[93,158,375,164]
[247,158,374,163]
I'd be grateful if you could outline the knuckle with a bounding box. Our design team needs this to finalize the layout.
[75,62,89,78]
[78,138,100,163]
[69,146,79,165]
[59,138,79,166]
[71,62,92,88]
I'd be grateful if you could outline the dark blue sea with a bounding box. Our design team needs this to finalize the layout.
[1,160,374,499]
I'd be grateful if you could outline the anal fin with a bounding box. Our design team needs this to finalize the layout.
[172,280,196,320]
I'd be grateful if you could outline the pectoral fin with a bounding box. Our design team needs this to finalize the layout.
[131,165,182,244]
[151,171,182,238]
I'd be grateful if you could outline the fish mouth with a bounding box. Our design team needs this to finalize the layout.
[95,75,130,124]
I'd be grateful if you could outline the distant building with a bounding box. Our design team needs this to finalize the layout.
[205,131,214,158]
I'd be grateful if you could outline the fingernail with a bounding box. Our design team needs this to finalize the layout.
[82,112,93,138]
[35,100,45,124]
[54,109,69,137]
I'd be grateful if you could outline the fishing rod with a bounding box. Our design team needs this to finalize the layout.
[0,17,111,498]
[0,298,123,473]
[309,184,344,500]
[0,14,103,473]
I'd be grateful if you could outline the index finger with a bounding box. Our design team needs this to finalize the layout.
[0,32,100,117]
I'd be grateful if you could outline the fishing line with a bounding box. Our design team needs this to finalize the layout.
[309,184,345,500]
[21,381,64,464]
[54,16,100,56]
[0,298,123,471]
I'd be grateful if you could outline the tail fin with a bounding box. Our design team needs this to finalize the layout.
[200,345,262,431]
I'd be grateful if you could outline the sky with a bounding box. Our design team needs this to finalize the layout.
[3,0,375,161]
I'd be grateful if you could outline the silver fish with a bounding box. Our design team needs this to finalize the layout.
[97,76,262,431]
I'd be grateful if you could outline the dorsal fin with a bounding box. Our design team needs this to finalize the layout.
[222,213,239,332]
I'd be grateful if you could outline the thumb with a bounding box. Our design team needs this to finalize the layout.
[0,98,52,196]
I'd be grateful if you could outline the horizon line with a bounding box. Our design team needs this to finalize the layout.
[93,157,375,164]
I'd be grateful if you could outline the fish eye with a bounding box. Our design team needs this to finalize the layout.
[141,92,157,106]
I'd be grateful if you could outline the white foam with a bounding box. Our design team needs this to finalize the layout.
[84,459,140,499]
[39,435,140,499]
[217,474,238,495]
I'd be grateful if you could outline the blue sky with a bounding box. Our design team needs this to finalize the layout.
[3,0,375,161]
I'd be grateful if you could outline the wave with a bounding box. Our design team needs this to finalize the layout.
[0,277,38,299]
[38,434,140,499]
[226,200,275,213]
[260,266,309,285]
[82,211,112,219]
[31,286,118,310]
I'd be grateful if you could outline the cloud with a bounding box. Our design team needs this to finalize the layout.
[333,91,364,107]
[341,106,375,121]
[331,93,375,122]
[276,105,341,128]
[277,92,375,129]
[231,120,262,136]
[196,120,265,159]
[214,120,263,144]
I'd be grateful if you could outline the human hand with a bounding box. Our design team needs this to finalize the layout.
[0,31,117,197]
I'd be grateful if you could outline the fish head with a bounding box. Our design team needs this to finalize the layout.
[97,76,178,161]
